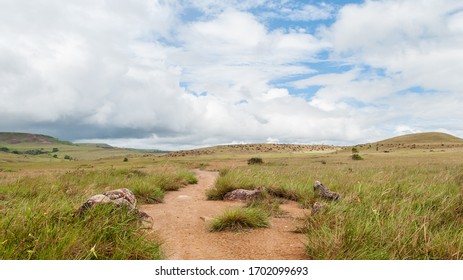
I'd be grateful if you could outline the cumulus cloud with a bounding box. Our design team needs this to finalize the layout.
[0,0,191,138]
[301,0,463,140]
[1,0,462,150]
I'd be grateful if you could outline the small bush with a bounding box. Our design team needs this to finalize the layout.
[208,207,269,232]
[247,157,263,165]
[351,147,359,154]
[352,153,363,160]
[123,157,128,162]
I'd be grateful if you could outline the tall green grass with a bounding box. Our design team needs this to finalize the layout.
[0,167,196,259]
[208,207,269,232]
[208,154,463,259]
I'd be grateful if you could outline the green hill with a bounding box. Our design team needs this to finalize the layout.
[354,132,463,153]
[0,132,73,145]
[377,132,463,145]
[0,132,163,162]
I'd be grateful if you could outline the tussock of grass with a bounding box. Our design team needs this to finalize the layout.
[178,169,199,184]
[208,207,269,232]
[132,182,164,204]
[245,195,285,217]
[206,168,267,200]
[208,167,311,202]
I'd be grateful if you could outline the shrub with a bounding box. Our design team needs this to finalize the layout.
[352,147,359,154]
[247,157,263,165]
[352,153,363,160]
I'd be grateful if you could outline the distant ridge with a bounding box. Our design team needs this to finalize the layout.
[164,143,339,157]
[0,132,73,145]
[355,132,463,153]
[376,132,463,145]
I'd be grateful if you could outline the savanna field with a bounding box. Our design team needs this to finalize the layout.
[1,132,462,259]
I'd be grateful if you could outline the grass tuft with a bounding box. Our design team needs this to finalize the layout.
[208,207,269,232]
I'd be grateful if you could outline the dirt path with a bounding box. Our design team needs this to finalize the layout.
[141,170,308,260]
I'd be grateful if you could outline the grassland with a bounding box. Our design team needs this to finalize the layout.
[1,132,463,259]
[0,153,197,259]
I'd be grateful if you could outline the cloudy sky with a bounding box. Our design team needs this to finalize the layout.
[1,0,463,150]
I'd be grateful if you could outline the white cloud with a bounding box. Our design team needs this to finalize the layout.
[174,9,327,104]
[304,0,463,141]
[0,0,192,136]
[328,0,463,92]
[1,0,462,149]
[280,3,334,21]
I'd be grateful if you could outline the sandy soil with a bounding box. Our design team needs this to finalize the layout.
[141,169,308,260]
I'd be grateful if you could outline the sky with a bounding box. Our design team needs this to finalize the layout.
[1,0,463,150]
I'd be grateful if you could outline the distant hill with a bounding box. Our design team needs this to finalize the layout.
[0,132,165,162]
[356,132,463,152]
[377,132,463,145]
[164,143,339,157]
[0,132,73,145]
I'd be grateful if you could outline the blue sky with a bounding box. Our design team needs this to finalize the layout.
[1,0,463,150]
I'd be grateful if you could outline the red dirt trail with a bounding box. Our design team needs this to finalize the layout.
[141,169,308,260]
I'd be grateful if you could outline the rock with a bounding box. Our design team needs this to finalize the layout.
[223,186,265,201]
[311,202,324,215]
[313,181,340,201]
[77,188,152,228]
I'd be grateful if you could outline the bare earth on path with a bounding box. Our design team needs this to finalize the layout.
[141,169,308,260]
